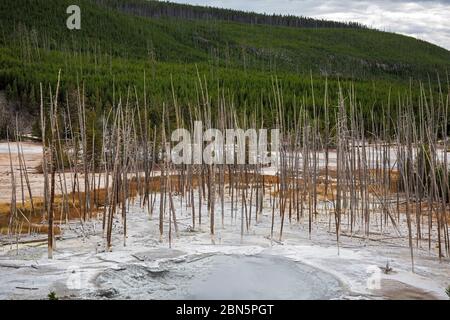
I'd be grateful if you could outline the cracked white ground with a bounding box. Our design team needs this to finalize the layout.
[1,189,449,300]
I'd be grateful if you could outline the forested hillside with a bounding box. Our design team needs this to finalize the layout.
[0,0,449,137]
[95,0,366,29]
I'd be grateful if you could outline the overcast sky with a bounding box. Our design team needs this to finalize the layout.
[169,0,450,50]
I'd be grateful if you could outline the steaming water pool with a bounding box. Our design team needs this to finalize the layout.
[94,253,347,300]
[182,255,345,300]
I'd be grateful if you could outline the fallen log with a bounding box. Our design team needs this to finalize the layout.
[0,235,63,247]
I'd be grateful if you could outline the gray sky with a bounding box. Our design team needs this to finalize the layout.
[169,0,450,50]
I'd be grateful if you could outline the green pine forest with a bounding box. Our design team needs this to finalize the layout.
[1,0,450,138]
